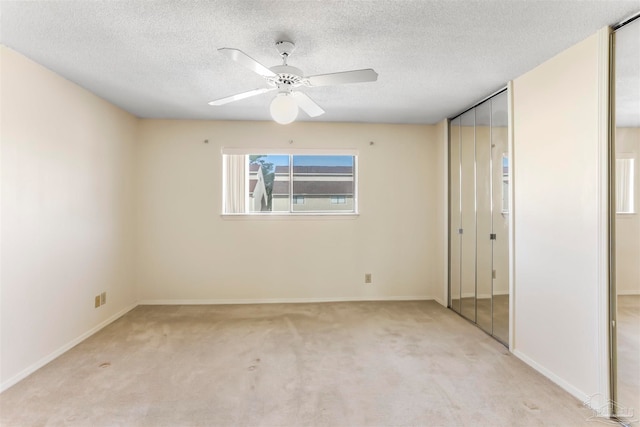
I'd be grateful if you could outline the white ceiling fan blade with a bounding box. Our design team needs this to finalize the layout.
[218,48,276,78]
[208,88,275,106]
[293,92,325,117]
[306,68,378,87]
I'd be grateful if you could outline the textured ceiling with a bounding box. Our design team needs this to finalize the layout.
[1,0,639,125]
[616,18,640,128]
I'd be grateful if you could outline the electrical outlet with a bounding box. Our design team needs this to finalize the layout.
[365,273,372,284]
[94,296,101,308]
[100,292,106,305]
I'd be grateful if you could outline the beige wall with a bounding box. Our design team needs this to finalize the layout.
[135,120,444,303]
[512,30,609,406]
[1,47,138,390]
[616,127,640,295]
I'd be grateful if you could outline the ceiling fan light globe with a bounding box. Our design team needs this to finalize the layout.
[270,94,298,125]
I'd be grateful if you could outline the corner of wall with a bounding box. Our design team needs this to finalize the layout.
[1,47,140,390]
[436,119,449,307]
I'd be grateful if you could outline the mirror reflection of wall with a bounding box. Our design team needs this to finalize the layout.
[613,15,640,420]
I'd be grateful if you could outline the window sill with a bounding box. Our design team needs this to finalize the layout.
[221,212,359,220]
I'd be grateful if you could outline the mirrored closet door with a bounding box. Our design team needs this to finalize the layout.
[449,90,510,345]
[612,15,640,421]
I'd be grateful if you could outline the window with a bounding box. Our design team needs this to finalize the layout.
[502,154,509,214]
[616,157,636,214]
[331,196,346,204]
[222,150,357,214]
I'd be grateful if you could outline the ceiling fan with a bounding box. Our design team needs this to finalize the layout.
[208,41,378,124]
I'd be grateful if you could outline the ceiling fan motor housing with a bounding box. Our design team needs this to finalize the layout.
[268,65,305,92]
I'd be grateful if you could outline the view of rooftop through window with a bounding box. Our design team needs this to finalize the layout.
[246,154,356,213]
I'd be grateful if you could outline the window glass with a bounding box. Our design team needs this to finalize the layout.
[292,155,354,213]
[223,153,357,214]
[331,196,346,204]
[248,155,289,212]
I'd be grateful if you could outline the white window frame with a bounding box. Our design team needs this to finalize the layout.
[221,148,359,216]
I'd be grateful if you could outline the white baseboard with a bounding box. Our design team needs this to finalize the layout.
[0,303,138,393]
[138,295,435,305]
[512,349,599,411]
[617,290,640,296]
